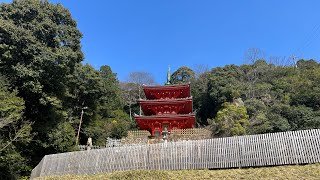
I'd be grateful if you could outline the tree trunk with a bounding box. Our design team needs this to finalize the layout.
[129,105,132,120]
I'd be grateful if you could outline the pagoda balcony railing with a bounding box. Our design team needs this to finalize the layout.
[138,97,193,116]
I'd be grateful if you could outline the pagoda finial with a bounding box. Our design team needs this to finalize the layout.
[165,65,171,85]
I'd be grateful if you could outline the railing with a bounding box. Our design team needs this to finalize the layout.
[78,137,148,151]
[31,129,320,179]
[78,145,105,151]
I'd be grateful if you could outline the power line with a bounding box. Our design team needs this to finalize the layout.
[292,23,320,59]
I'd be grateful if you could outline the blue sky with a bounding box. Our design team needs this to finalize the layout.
[1,0,320,84]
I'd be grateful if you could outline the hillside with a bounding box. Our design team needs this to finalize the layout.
[37,164,320,180]
[1,0,320,179]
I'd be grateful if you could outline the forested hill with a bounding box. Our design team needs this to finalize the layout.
[0,0,319,179]
[189,60,320,137]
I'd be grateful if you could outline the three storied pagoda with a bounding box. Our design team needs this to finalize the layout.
[134,68,195,137]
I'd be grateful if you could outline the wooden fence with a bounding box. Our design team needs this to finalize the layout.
[78,145,105,151]
[169,128,212,141]
[30,129,320,179]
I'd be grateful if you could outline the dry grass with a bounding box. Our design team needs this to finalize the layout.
[37,164,320,180]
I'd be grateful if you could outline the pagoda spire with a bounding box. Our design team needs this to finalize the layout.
[165,65,171,85]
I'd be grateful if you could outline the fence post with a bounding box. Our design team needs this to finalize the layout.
[238,136,243,169]
[290,131,299,164]
[87,137,92,151]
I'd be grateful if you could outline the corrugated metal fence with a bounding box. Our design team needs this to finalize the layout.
[30,129,320,179]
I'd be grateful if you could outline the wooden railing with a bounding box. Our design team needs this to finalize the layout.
[31,129,320,179]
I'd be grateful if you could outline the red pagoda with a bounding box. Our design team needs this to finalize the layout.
[134,68,195,137]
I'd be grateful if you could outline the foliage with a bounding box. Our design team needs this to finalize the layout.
[84,110,133,145]
[0,1,84,174]
[0,76,24,129]
[0,146,31,180]
[210,102,249,137]
[170,66,195,84]
[120,82,141,119]
[1,0,320,178]
[0,1,128,178]
[108,110,132,139]
[127,72,155,86]
[122,71,156,117]
[191,59,320,136]
[48,122,77,152]
[0,76,32,179]
[169,60,320,136]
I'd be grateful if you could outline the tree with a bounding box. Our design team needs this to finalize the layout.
[0,76,33,179]
[193,64,209,79]
[126,71,155,115]
[127,71,155,97]
[193,64,244,126]
[192,59,320,135]
[84,109,133,145]
[244,48,265,64]
[192,71,211,126]
[0,0,83,176]
[210,102,249,137]
[127,72,155,85]
[120,82,139,119]
[0,0,83,103]
[108,110,132,139]
[296,59,319,70]
[0,77,25,130]
[170,66,195,84]
[191,65,210,125]
[240,60,273,99]
[244,99,272,134]
[65,64,127,145]
[48,122,76,152]
[268,56,288,67]
[277,105,317,130]
[97,65,122,118]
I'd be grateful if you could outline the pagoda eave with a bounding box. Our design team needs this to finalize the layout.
[138,97,192,103]
[143,83,191,100]
[134,114,195,135]
[135,114,195,119]
[138,98,193,116]
[142,83,190,90]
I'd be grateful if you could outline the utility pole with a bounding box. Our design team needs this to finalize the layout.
[290,55,297,68]
[76,107,88,145]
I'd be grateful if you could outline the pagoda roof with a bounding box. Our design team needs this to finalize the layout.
[138,97,192,103]
[138,97,193,115]
[142,83,190,89]
[143,83,191,100]
[134,114,195,133]
[134,114,195,119]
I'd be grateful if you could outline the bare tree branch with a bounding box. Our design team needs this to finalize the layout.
[0,122,33,152]
[244,48,265,64]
